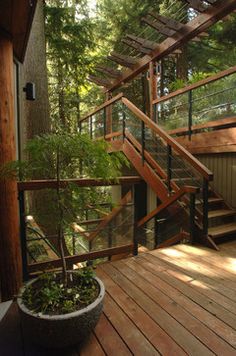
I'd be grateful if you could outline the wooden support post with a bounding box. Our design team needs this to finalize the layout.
[149,61,158,121]
[105,92,112,137]
[0,36,22,300]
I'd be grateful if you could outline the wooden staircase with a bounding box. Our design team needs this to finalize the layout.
[80,94,235,249]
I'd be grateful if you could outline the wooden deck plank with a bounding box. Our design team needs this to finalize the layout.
[175,244,236,275]
[97,267,185,356]
[138,255,236,348]
[147,252,236,331]
[94,313,132,356]
[100,263,214,355]
[150,247,236,297]
[102,293,159,355]
[172,245,236,282]
[80,333,106,356]
[114,258,236,355]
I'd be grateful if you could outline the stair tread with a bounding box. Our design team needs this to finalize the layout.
[196,197,223,205]
[208,222,236,238]
[208,209,236,218]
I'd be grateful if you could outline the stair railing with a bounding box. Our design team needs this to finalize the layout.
[153,65,236,139]
[135,186,199,250]
[79,96,213,241]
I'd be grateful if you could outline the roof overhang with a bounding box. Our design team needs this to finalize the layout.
[0,0,37,63]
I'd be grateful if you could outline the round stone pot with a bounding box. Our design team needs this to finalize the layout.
[17,275,105,349]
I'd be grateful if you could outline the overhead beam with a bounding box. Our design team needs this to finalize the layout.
[122,38,151,55]
[183,0,207,12]
[88,75,111,87]
[126,34,158,50]
[95,65,121,78]
[108,51,138,68]
[106,0,236,92]
[142,17,176,37]
[148,12,184,31]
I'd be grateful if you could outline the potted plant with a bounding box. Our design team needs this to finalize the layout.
[14,131,127,348]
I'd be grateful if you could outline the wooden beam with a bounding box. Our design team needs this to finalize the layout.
[107,0,236,92]
[148,12,184,31]
[126,35,158,50]
[108,52,138,68]
[153,65,236,105]
[0,36,22,300]
[122,38,151,55]
[138,186,198,228]
[28,244,134,273]
[123,139,168,201]
[80,92,123,122]
[142,17,176,37]
[88,75,111,87]
[95,65,121,78]
[122,97,213,181]
[17,176,143,191]
[183,0,206,12]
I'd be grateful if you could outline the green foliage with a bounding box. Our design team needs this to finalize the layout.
[22,268,98,315]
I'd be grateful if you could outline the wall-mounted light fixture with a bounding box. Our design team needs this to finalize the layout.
[23,82,36,101]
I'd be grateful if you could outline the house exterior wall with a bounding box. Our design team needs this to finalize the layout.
[197,153,236,208]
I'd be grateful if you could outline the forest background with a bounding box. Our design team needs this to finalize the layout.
[44,0,236,132]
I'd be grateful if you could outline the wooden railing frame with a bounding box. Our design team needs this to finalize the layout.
[137,185,199,228]
[122,97,213,181]
[28,244,134,274]
[168,116,236,136]
[153,65,236,105]
[80,92,123,123]
[17,176,142,191]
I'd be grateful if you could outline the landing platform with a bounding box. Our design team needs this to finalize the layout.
[1,241,236,355]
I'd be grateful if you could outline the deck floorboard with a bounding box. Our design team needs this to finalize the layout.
[1,241,236,355]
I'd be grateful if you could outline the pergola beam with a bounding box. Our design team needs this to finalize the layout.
[122,38,151,55]
[183,0,207,12]
[126,34,158,50]
[88,75,111,87]
[142,17,176,37]
[106,0,236,92]
[108,52,138,68]
[95,65,121,78]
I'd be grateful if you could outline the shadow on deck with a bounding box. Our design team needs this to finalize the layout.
[1,241,236,355]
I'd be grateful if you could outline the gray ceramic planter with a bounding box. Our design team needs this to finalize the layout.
[17,275,105,349]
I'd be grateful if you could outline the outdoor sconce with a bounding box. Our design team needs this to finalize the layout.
[23,82,36,101]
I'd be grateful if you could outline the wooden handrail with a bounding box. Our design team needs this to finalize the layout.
[122,97,213,181]
[88,190,132,242]
[137,185,199,228]
[168,116,236,136]
[17,176,143,191]
[153,66,236,105]
[80,92,123,123]
[28,244,134,273]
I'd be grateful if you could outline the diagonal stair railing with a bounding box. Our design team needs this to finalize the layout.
[80,94,214,248]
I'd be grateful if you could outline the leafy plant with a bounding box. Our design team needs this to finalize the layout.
[22,268,98,315]
[17,131,127,291]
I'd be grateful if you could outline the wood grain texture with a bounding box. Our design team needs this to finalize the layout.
[0,36,22,300]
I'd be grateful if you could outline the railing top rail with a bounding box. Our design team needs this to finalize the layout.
[80,92,123,123]
[18,176,143,191]
[153,66,236,105]
[122,97,213,181]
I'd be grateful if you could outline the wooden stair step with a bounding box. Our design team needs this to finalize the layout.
[208,222,236,238]
[208,209,236,219]
[196,197,223,205]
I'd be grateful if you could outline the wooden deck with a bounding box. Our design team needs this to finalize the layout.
[1,241,236,355]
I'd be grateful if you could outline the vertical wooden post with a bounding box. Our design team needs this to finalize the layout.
[0,36,23,300]
[105,91,112,136]
[149,61,157,121]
